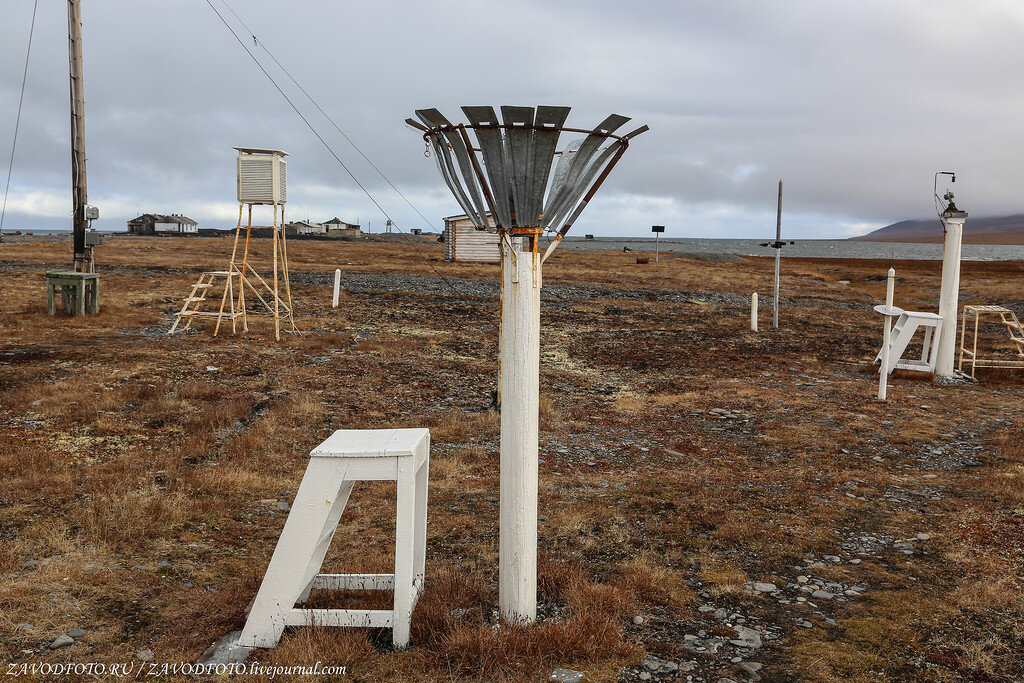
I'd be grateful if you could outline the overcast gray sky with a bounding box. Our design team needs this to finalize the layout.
[1,0,1022,238]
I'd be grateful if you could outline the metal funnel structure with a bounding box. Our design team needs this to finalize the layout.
[408,106,646,623]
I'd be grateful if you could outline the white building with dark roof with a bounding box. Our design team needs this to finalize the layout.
[127,214,198,235]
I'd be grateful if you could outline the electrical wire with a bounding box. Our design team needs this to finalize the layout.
[203,0,459,293]
[0,0,40,237]
[218,0,440,236]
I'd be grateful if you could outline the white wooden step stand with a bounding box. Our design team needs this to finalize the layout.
[874,310,944,374]
[238,428,430,650]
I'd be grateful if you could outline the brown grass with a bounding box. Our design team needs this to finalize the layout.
[1,236,1023,680]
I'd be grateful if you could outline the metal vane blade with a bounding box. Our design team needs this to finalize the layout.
[501,106,535,226]
[545,141,623,232]
[526,106,569,227]
[543,115,630,226]
[623,125,649,139]
[417,109,489,228]
[463,105,512,229]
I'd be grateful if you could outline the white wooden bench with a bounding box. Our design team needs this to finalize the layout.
[238,428,430,649]
[875,310,943,374]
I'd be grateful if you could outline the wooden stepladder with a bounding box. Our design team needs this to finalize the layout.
[874,310,944,374]
[239,429,430,650]
[958,305,1024,377]
[168,204,297,340]
[168,271,238,335]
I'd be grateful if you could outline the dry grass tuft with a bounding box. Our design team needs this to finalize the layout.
[613,555,693,608]
[698,557,748,595]
[612,392,646,415]
[407,563,639,679]
[428,409,499,443]
[83,484,192,549]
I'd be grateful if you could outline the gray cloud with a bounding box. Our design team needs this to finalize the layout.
[1,0,1022,238]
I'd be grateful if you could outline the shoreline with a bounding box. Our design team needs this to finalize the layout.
[6,232,1024,262]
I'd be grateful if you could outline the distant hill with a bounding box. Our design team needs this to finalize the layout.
[851,215,1024,244]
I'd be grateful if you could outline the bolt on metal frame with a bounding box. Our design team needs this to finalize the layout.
[408,105,646,623]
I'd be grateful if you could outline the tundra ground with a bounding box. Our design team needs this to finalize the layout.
[1,236,1022,681]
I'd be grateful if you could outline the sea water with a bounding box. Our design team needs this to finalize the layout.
[554,237,1024,261]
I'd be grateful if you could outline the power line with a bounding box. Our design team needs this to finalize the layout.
[203,0,458,293]
[0,0,40,238]
[218,0,440,236]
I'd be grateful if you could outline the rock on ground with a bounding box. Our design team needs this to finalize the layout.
[728,626,762,649]
[642,655,679,674]
[49,635,74,649]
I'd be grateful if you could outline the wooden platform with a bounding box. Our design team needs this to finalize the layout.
[46,271,99,315]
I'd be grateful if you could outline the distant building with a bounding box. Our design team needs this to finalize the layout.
[283,217,361,238]
[443,213,499,263]
[285,220,327,236]
[127,213,198,235]
[323,217,361,235]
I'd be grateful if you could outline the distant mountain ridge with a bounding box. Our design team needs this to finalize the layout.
[852,214,1024,244]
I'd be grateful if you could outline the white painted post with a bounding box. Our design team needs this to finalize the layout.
[934,209,967,377]
[751,292,758,331]
[332,269,341,308]
[773,180,783,330]
[498,235,540,624]
[878,268,896,400]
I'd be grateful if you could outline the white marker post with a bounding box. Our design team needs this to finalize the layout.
[499,234,540,623]
[773,180,783,330]
[751,292,758,331]
[877,268,899,400]
[332,269,341,308]
[934,205,968,378]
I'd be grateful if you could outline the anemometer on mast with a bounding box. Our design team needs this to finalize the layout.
[934,170,957,217]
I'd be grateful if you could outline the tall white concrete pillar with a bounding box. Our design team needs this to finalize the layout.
[934,208,967,378]
[498,234,540,623]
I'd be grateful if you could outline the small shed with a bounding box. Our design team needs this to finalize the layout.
[127,213,198,235]
[443,213,499,263]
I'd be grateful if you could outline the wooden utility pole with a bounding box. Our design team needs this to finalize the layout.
[68,0,90,272]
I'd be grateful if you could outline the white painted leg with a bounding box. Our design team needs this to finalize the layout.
[238,460,349,648]
[921,327,933,363]
[413,466,428,587]
[296,481,354,604]
[412,443,429,592]
[391,458,416,649]
[928,318,943,369]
